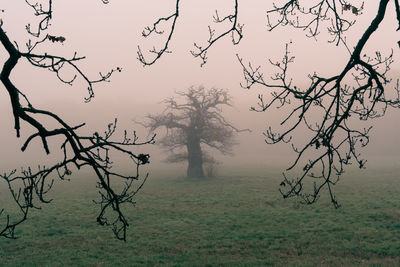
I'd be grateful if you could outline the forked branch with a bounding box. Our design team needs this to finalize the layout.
[238,0,398,207]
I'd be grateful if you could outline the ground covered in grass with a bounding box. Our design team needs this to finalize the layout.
[1,166,400,266]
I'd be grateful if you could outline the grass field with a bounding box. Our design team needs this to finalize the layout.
[1,165,400,266]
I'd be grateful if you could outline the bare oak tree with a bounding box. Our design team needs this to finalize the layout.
[142,86,247,178]
[140,0,400,206]
[0,1,153,240]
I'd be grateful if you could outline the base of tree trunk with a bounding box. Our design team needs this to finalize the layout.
[187,166,204,178]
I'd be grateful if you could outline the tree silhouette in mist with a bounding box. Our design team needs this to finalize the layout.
[142,86,248,178]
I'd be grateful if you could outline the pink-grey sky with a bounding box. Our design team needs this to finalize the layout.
[1,1,400,175]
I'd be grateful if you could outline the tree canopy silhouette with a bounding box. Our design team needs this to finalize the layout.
[143,86,247,178]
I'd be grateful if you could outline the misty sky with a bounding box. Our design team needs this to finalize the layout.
[1,0,400,175]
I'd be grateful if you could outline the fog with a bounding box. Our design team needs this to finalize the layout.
[1,0,400,178]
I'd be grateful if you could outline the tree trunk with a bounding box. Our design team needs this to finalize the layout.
[186,132,204,178]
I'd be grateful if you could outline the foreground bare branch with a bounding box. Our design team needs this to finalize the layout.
[238,0,399,207]
[0,1,153,240]
[191,0,243,66]
[137,0,180,66]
